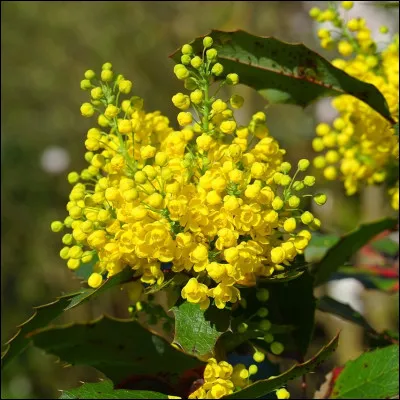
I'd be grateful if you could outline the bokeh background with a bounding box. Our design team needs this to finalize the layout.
[1,1,398,398]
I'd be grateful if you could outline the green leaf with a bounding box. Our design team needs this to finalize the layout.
[64,267,134,311]
[1,292,81,369]
[312,218,398,287]
[170,30,395,124]
[332,345,399,399]
[370,237,399,257]
[304,234,340,263]
[59,380,168,399]
[317,296,376,334]
[30,316,202,385]
[74,253,99,281]
[223,333,339,399]
[172,302,231,357]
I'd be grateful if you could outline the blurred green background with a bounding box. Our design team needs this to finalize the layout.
[1,1,398,399]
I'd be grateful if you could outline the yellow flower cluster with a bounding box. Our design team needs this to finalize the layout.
[189,358,249,399]
[51,37,326,311]
[310,2,399,210]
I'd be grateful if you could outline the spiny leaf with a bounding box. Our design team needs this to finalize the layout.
[332,345,399,399]
[64,267,134,311]
[1,291,81,369]
[59,380,168,399]
[311,218,398,287]
[2,268,134,370]
[172,302,231,357]
[170,30,395,124]
[30,315,202,385]
[223,333,339,399]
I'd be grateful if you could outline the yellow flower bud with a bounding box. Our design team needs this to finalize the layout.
[182,44,193,55]
[101,69,113,82]
[301,211,314,225]
[230,94,244,109]
[174,64,190,79]
[298,159,310,171]
[177,112,192,126]
[211,63,224,76]
[84,69,96,79]
[324,166,337,180]
[280,162,292,173]
[271,247,286,264]
[206,48,218,61]
[190,89,203,104]
[288,196,300,208]
[80,103,94,117]
[226,73,239,85]
[309,7,320,18]
[118,119,132,134]
[313,156,326,169]
[276,388,290,399]
[190,56,203,69]
[271,341,284,355]
[314,193,327,205]
[253,351,265,363]
[155,152,168,166]
[341,1,353,10]
[80,79,91,90]
[88,272,103,288]
[272,196,284,210]
[203,36,213,48]
[119,79,133,94]
[220,120,237,134]
[172,93,191,110]
[283,218,296,233]
[303,175,315,186]
[134,171,147,184]
[51,221,64,232]
[338,40,353,57]
[104,105,119,119]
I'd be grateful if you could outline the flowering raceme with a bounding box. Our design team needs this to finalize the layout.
[51,37,326,315]
[310,2,399,210]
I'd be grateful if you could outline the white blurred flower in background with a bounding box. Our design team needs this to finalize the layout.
[40,146,70,174]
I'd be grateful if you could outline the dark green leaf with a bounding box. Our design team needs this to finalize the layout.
[1,292,81,369]
[312,218,398,287]
[318,296,397,345]
[172,302,231,357]
[257,271,315,359]
[64,267,135,311]
[31,316,202,385]
[59,380,168,399]
[332,345,399,399]
[224,333,339,399]
[170,30,395,124]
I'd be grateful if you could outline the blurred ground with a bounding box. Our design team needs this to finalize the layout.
[1,1,398,398]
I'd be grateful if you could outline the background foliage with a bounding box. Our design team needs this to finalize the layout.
[1,1,398,399]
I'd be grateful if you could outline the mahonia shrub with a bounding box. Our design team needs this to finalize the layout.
[309,1,399,209]
[49,36,330,399]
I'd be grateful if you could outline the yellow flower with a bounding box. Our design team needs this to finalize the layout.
[181,278,210,310]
